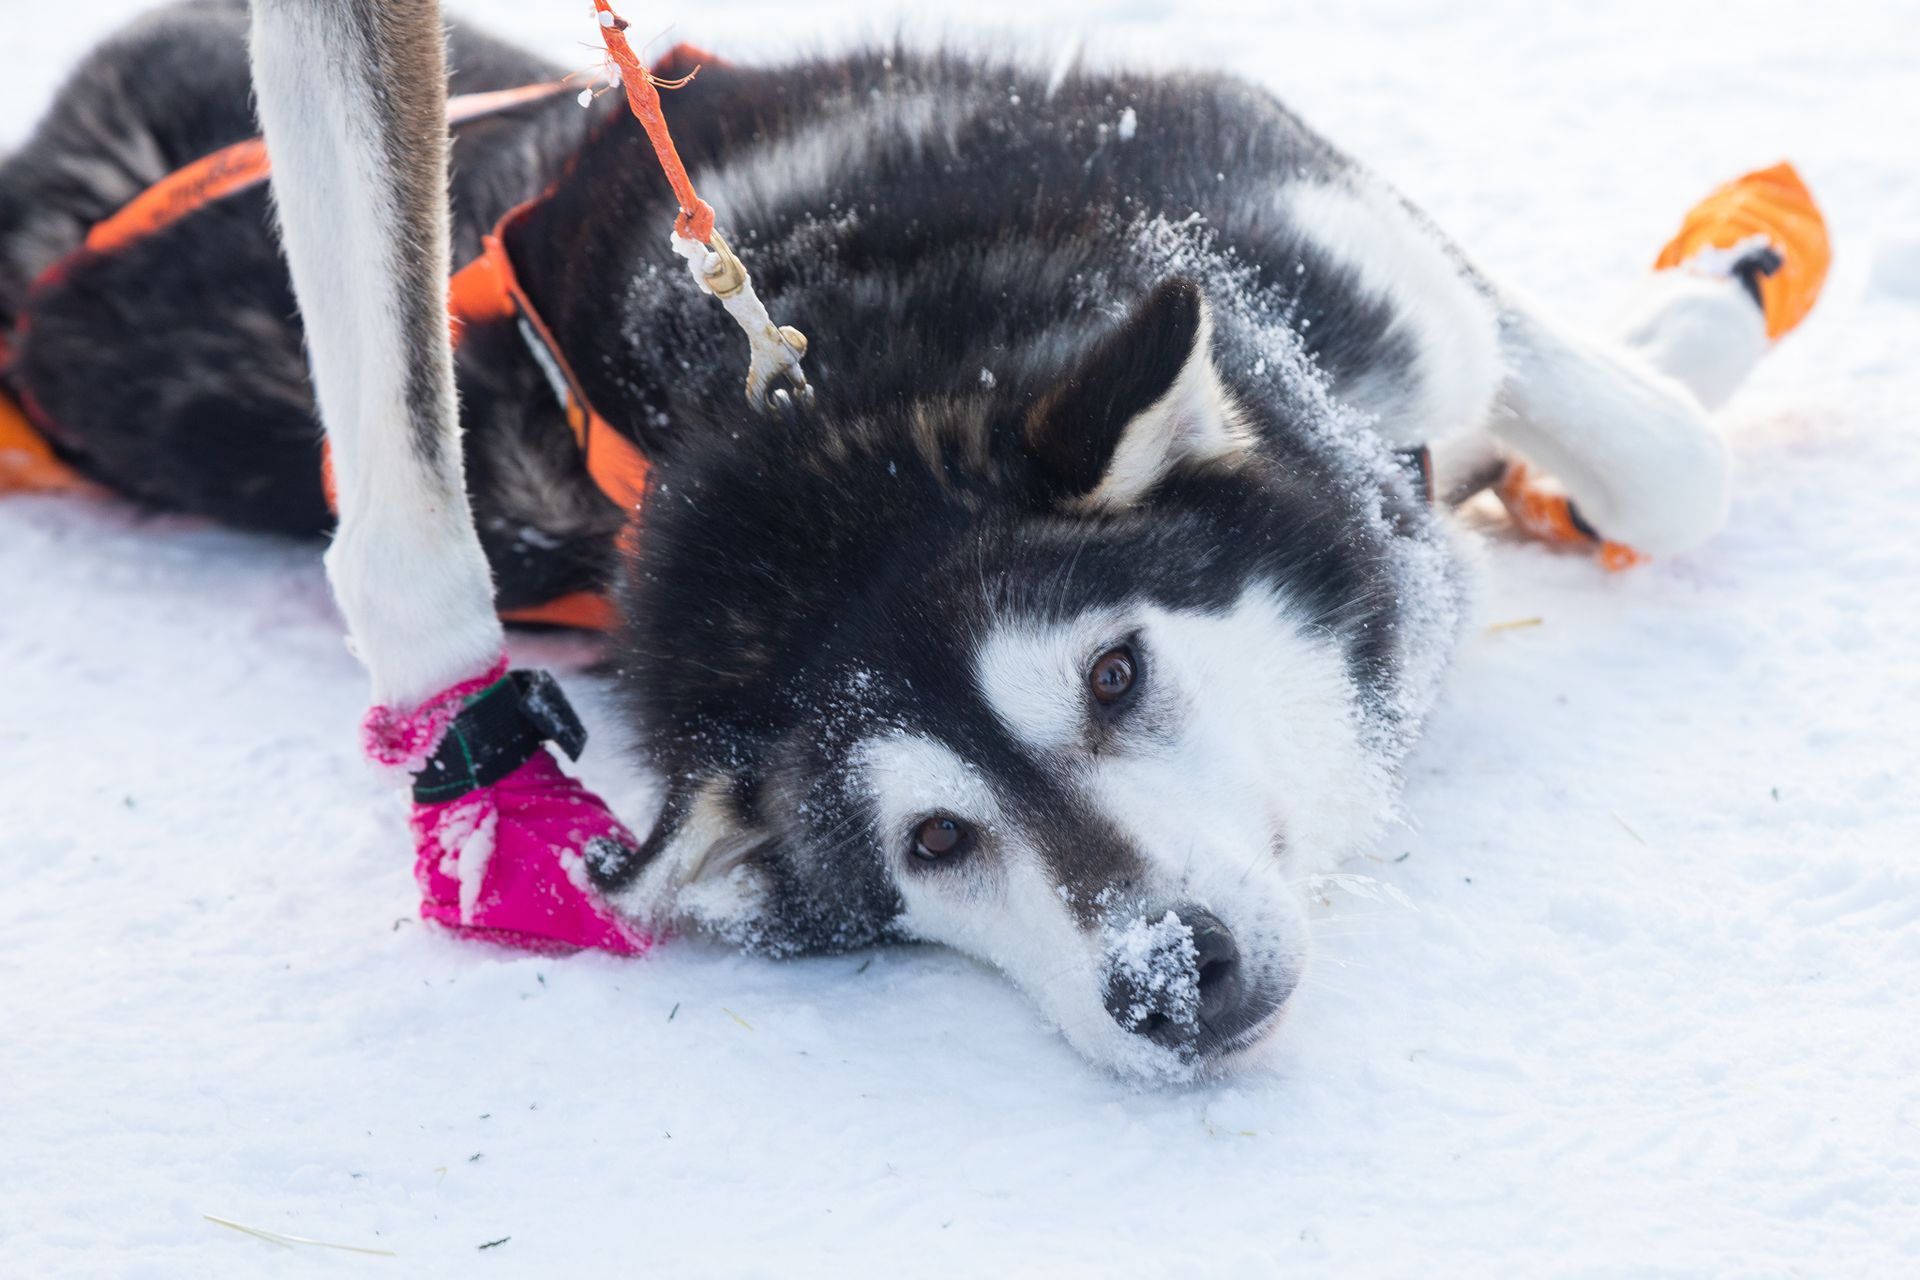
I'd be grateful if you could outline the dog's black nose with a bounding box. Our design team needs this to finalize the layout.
[1186,908,1244,1026]
[1103,905,1246,1052]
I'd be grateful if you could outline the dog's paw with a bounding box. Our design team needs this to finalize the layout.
[411,749,653,955]
[367,664,653,955]
[1653,161,1829,340]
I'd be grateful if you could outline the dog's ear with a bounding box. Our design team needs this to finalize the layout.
[590,776,775,941]
[1023,277,1253,510]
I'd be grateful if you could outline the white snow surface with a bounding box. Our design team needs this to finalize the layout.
[5,1,1920,1274]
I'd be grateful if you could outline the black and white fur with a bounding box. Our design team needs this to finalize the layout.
[1,1,1757,1077]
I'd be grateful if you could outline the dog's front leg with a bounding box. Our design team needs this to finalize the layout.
[250,0,649,954]
[249,0,496,705]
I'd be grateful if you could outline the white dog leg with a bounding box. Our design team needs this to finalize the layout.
[1486,224,1798,555]
[1615,267,1769,412]
[249,0,501,709]
[248,0,652,955]
[1489,295,1734,556]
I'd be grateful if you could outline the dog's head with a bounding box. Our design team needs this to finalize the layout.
[597,279,1415,1079]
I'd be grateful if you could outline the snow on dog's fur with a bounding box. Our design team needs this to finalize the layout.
[2,2,1735,1076]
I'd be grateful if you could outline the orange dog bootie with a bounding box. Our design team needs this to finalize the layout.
[1494,461,1649,573]
[1653,160,1830,341]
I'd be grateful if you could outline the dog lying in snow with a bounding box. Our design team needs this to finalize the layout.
[0,0,1806,1078]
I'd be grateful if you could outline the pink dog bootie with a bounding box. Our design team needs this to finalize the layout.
[364,661,652,955]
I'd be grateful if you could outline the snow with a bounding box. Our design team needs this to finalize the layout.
[1869,235,1920,300]
[1102,910,1200,1032]
[434,797,498,926]
[4,0,1919,1274]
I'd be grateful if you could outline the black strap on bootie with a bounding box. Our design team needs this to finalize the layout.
[1731,243,1785,313]
[411,670,588,804]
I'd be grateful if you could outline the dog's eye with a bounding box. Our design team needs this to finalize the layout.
[1088,646,1136,706]
[911,815,975,864]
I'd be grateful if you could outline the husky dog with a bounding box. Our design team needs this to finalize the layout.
[1,1,1741,1077]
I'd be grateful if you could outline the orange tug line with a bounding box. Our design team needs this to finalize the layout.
[592,0,714,244]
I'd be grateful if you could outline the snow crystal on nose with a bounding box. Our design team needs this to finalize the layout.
[1103,910,1199,1029]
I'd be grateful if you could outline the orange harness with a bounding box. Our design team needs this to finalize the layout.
[0,80,659,630]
